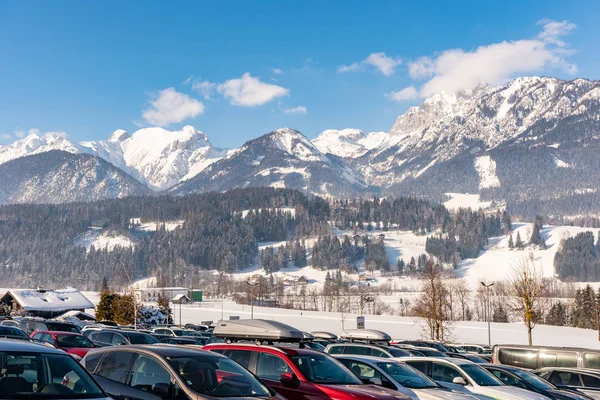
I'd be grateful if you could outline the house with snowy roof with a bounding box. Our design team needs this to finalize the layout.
[0,288,95,319]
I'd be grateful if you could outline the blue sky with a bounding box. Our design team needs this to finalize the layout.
[1,1,599,148]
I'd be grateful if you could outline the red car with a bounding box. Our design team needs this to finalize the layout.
[31,330,95,361]
[204,343,410,400]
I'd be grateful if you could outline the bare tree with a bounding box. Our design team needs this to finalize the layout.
[507,256,547,345]
[412,260,451,341]
[454,279,470,321]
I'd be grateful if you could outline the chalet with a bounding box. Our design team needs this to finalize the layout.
[171,294,193,304]
[0,288,94,319]
[297,276,309,285]
[134,287,188,302]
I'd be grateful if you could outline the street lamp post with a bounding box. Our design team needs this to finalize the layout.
[246,279,259,319]
[481,282,495,347]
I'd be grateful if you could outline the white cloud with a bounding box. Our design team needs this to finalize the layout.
[142,87,205,127]
[392,19,577,101]
[217,73,289,106]
[387,86,419,102]
[283,106,307,115]
[0,134,11,140]
[28,128,40,136]
[338,52,402,76]
[272,68,283,75]
[182,75,194,85]
[537,19,576,47]
[14,129,26,138]
[191,80,217,99]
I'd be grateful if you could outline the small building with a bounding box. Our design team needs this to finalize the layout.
[134,287,189,302]
[172,294,192,304]
[378,233,385,241]
[0,288,95,319]
[297,276,309,285]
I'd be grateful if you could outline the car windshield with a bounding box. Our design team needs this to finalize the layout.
[0,351,105,398]
[290,354,362,385]
[377,362,439,389]
[169,355,271,397]
[57,335,94,348]
[172,329,187,336]
[0,327,29,339]
[46,323,80,333]
[511,369,555,390]
[124,332,159,344]
[461,364,501,386]
[422,349,446,357]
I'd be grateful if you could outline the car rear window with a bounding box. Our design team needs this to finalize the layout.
[497,348,539,369]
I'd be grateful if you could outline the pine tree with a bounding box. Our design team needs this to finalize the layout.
[545,301,568,326]
[530,215,547,249]
[397,259,405,276]
[508,234,514,249]
[100,277,109,292]
[492,304,509,323]
[515,232,524,249]
[96,290,117,322]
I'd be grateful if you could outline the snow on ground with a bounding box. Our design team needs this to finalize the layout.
[474,156,501,189]
[149,298,600,349]
[443,193,492,211]
[460,223,600,289]
[553,155,572,168]
[239,208,296,219]
[130,218,184,232]
[75,228,136,251]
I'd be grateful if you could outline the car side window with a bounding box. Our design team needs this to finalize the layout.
[222,350,252,369]
[582,374,600,388]
[328,346,344,355]
[31,332,43,341]
[111,333,128,345]
[550,371,581,387]
[42,333,54,344]
[344,346,370,355]
[431,363,464,384]
[255,353,290,380]
[406,361,429,375]
[96,351,135,383]
[370,349,387,357]
[347,361,382,381]
[130,355,171,392]
[97,332,113,344]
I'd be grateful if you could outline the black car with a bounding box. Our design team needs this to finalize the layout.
[19,318,80,335]
[0,326,31,341]
[484,364,593,400]
[81,344,275,400]
[397,340,449,353]
[88,328,159,347]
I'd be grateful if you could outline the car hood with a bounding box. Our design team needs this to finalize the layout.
[476,385,549,400]
[547,389,596,400]
[317,384,411,400]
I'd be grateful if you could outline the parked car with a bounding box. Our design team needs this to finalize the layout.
[0,320,20,328]
[535,367,600,399]
[0,339,110,398]
[156,336,205,346]
[458,345,492,355]
[326,342,413,358]
[81,344,277,400]
[407,347,448,358]
[87,328,159,347]
[494,345,600,370]
[31,331,96,361]
[402,356,549,399]
[206,343,412,400]
[335,354,479,399]
[152,327,191,336]
[0,326,31,341]
[18,318,81,335]
[483,364,593,400]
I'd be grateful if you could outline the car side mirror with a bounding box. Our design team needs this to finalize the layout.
[152,382,170,395]
[452,377,467,386]
[368,377,383,386]
[280,372,300,387]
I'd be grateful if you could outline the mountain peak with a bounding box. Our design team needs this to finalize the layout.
[109,129,129,142]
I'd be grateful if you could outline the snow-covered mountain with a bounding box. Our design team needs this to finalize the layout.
[172,128,368,197]
[312,129,388,158]
[0,126,226,191]
[0,151,150,204]
[80,125,226,190]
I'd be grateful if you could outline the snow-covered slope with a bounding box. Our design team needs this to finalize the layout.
[312,129,388,158]
[0,132,82,165]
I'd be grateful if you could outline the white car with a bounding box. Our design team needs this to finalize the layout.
[335,354,479,399]
[402,357,549,400]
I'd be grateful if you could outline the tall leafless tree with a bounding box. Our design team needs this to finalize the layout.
[412,260,451,341]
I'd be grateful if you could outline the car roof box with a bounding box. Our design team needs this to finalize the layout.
[341,329,391,342]
[213,319,305,342]
[311,331,338,339]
